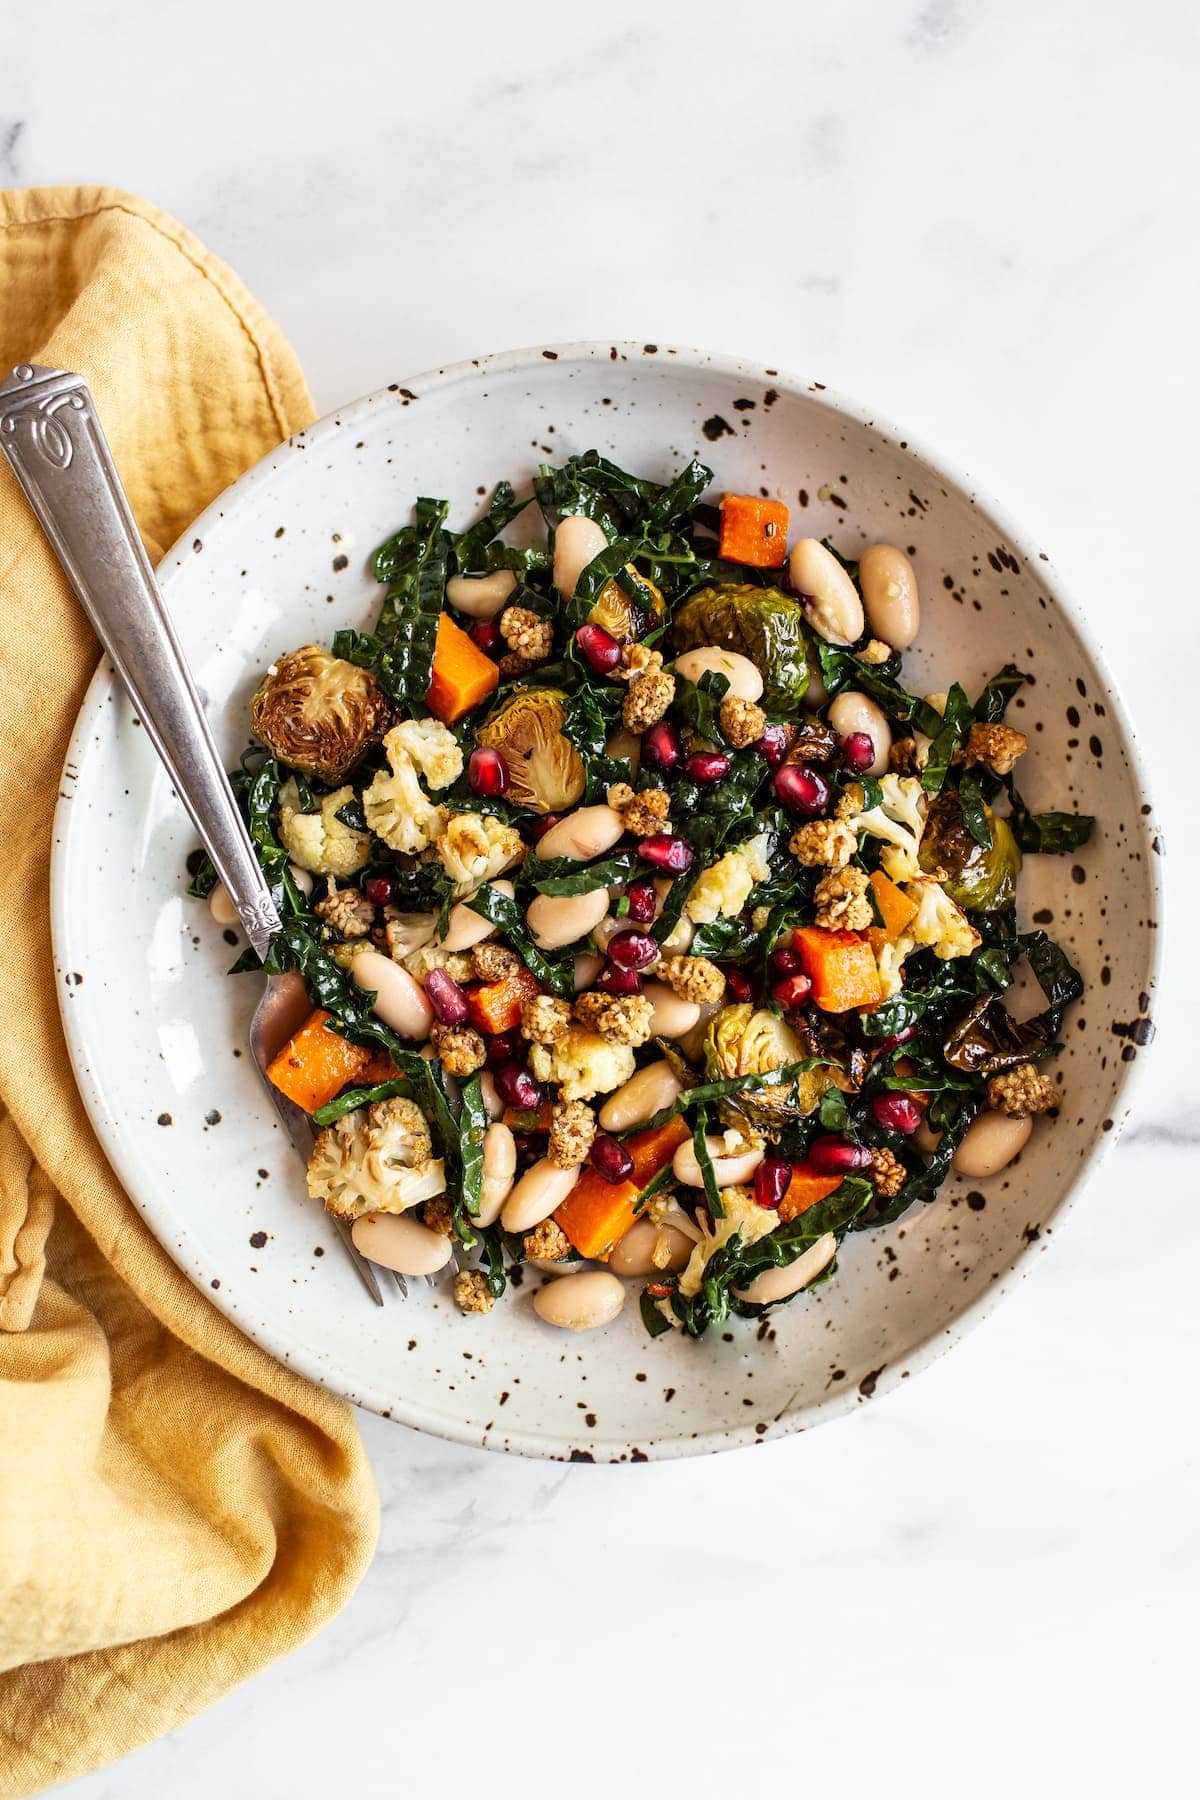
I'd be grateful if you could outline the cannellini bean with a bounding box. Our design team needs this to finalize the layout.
[828,690,892,778]
[438,879,515,952]
[526,887,610,951]
[642,980,701,1041]
[501,1157,581,1233]
[674,997,725,1062]
[672,1135,764,1189]
[535,805,625,862]
[384,911,439,956]
[209,882,239,927]
[673,647,763,702]
[479,1070,504,1121]
[289,863,314,898]
[952,1112,1033,1178]
[553,514,608,598]
[599,1059,683,1132]
[445,568,518,619]
[527,1255,588,1276]
[350,1211,454,1276]
[475,1122,517,1226]
[574,951,606,992]
[733,1232,837,1305]
[607,1218,694,1278]
[858,544,920,649]
[788,538,865,646]
[533,1269,626,1331]
[351,950,434,1039]
[592,915,625,953]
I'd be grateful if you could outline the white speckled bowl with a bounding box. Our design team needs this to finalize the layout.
[52,344,1162,1460]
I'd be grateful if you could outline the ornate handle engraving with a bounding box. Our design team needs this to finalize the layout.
[0,364,281,959]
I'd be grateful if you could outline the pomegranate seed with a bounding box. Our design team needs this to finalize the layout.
[494,1062,544,1110]
[574,622,622,675]
[842,731,876,774]
[590,1133,634,1184]
[624,876,658,923]
[638,834,693,874]
[607,928,658,971]
[873,1024,918,1052]
[424,967,469,1026]
[363,875,393,906]
[773,971,813,1010]
[871,1093,922,1135]
[641,721,680,772]
[530,813,562,843]
[774,763,830,815]
[754,1157,791,1209]
[468,746,509,798]
[484,1028,523,1068]
[725,967,753,1001]
[468,619,502,656]
[683,750,730,784]
[770,946,801,976]
[756,724,790,767]
[596,963,644,995]
[807,1135,873,1174]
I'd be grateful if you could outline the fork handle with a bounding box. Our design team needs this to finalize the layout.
[0,364,280,958]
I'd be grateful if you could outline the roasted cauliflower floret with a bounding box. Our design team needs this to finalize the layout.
[251,643,388,779]
[855,774,929,881]
[962,721,1028,777]
[387,717,464,791]
[720,694,767,748]
[790,817,857,870]
[685,832,772,925]
[547,1099,597,1169]
[574,990,656,1047]
[278,779,372,877]
[306,1096,445,1219]
[987,1062,1059,1116]
[362,724,448,856]
[435,812,524,895]
[813,866,874,932]
[658,955,726,1005]
[529,1026,637,1102]
[314,879,376,938]
[677,1184,779,1300]
[905,874,981,960]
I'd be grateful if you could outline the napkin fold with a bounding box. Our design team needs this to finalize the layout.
[0,187,379,1796]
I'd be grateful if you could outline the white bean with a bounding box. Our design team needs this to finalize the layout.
[733,1233,837,1305]
[501,1158,581,1233]
[526,887,610,951]
[350,1211,454,1276]
[858,544,920,649]
[553,515,608,599]
[445,568,518,619]
[607,1218,694,1278]
[673,647,763,702]
[351,950,434,1039]
[535,805,625,862]
[438,879,515,952]
[475,1122,516,1226]
[533,1269,626,1331]
[953,1112,1033,1178]
[828,691,892,778]
[289,864,314,898]
[209,882,239,927]
[599,1060,683,1132]
[574,952,606,992]
[788,538,865,646]
[674,997,725,1063]
[642,980,701,1041]
[672,1136,764,1189]
[479,1071,504,1121]
[591,915,625,953]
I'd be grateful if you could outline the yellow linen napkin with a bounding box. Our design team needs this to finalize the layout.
[0,187,379,1796]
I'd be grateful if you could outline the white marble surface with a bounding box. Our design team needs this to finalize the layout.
[7,1,1199,1794]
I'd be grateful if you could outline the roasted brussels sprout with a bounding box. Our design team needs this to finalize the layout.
[251,644,388,781]
[588,569,666,643]
[918,794,1021,913]
[474,688,586,814]
[672,584,811,710]
[704,1003,831,1121]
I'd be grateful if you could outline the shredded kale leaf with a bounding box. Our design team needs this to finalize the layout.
[466,882,577,995]
[1006,783,1095,854]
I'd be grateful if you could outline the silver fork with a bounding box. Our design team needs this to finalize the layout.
[0,363,396,1304]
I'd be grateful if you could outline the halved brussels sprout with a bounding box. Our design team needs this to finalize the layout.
[704,1002,832,1122]
[672,584,811,710]
[251,644,388,780]
[588,569,666,643]
[475,688,586,814]
[918,794,1021,912]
